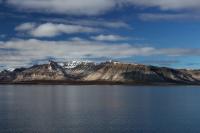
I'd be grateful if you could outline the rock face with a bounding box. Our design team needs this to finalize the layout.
[76,62,199,84]
[14,61,76,82]
[1,61,200,85]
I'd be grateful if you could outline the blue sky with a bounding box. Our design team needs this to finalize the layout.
[1,0,200,70]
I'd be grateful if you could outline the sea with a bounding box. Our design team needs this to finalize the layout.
[0,85,200,133]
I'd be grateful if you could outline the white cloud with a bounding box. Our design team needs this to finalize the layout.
[125,0,200,10]
[91,34,128,41]
[139,13,200,21]
[0,39,154,59]
[15,23,36,31]
[7,0,115,15]
[41,18,130,29]
[72,20,130,29]
[0,39,153,69]
[1,38,200,69]
[16,22,100,37]
[6,0,200,15]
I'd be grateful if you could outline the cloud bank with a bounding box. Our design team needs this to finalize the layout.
[126,0,200,10]
[16,23,100,37]
[1,39,200,69]
[7,0,115,15]
[6,0,200,15]
[41,18,130,29]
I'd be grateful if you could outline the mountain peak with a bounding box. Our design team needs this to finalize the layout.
[48,60,60,71]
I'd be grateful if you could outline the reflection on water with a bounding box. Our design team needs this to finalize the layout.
[1,85,200,133]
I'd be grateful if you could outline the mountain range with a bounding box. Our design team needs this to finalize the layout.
[1,60,200,85]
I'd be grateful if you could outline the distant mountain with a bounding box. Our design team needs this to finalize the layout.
[1,60,200,85]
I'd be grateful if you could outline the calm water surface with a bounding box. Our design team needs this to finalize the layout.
[0,85,200,133]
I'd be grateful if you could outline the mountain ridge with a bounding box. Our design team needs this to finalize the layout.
[1,61,200,85]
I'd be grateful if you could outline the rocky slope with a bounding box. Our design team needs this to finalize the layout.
[0,61,200,85]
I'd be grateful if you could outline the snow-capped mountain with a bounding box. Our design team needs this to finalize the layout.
[58,61,94,69]
[1,60,200,85]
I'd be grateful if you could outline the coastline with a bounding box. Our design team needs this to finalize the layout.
[0,80,199,86]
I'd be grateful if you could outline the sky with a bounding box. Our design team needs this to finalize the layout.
[1,0,200,70]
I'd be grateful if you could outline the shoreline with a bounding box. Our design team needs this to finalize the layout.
[0,80,199,86]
